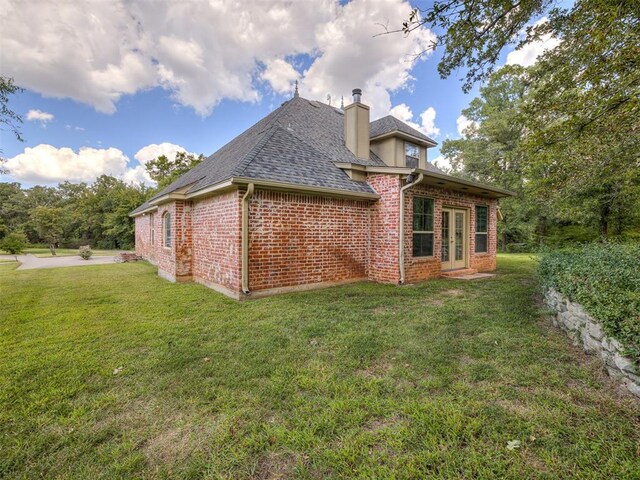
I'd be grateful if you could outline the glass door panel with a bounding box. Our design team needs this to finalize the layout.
[455,212,464,261]
[441,211,450,262]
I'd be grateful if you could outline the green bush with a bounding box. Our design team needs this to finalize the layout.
[538,243,640,360]
[0,231,28,254]
[79,246,93,260]
[506,242,533,253]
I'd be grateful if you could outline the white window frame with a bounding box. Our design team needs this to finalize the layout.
[405,142,420,169]
[150,213,155,245]
[412,196,435,257]
[163,212,172,248]
[475,205,488,253]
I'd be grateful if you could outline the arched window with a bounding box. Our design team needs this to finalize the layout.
[163,212,172,248]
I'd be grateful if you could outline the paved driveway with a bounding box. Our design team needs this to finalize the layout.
[14,254,120,270]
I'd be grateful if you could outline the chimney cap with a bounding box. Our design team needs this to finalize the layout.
[352,88,362,103]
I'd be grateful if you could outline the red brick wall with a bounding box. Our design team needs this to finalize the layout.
[191,191,242,293]
[134,213,154,262]
[134,175,500,297]
[247,190,370,292]
[134,201,193,281]
[367,174,401,283]
[403,183,497,283]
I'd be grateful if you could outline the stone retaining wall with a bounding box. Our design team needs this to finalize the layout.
[544,288,640,398]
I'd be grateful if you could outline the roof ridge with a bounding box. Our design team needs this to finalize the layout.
[232,125,283,178]
[273,122,338,163]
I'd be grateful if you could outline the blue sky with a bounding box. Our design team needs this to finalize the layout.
[0,0,550,187]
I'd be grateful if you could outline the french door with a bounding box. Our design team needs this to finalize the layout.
[441,208,467,270]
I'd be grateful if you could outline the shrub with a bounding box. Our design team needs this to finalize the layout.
[79,246,93,260]
[506,243,532,253]
[538,243,640,360]
[0,231,28,254]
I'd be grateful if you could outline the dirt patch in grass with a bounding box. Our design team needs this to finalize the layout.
[143,423,203,464]
[253,451,302,480]
[442,289,464,296]
[357,359,393,379]
[364,415,408,433]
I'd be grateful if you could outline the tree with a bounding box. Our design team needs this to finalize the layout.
[400,0,640,241]
[440,66,543,248]
[520,0,640,237]
[0,230,28,254]
[0,75,24,173]
[31,206,67,255]
[145,151,204,189]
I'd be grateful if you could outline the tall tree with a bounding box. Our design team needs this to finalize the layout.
[145,151,204,189]
[31,206,67,255]
[441,66,542,248]
[0,75,23,173]
[400,0,640,241]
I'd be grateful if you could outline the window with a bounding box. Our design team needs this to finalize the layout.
[475,205,488,253]
[150,213,155,245]
[405,142,420,169]
[413,197,434,257]
[163,213,172,248]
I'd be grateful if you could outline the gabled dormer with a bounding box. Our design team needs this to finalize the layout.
[369,115,437,170]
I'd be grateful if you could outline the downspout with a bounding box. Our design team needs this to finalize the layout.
[241,183,255,295]
[399,173,424,285]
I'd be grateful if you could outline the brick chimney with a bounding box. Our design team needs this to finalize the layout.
[344,88,370,160]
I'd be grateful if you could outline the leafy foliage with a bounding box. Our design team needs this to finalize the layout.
[145,151,204,189]
[0,176,150,251]
[402,0,550,91]
[539,243,640,360]
[31,206,66,250]
[0,75,23,173]
[405,0,640,244]
[0,230,28,254]
[78,245,93,260]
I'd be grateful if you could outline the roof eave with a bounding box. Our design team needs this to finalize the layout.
[414,168,516,198]
[230,177,379,200]
[370,130,438,147]
[129,205,158,217]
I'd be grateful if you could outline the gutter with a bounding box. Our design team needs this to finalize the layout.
[241,183,255,295]
[399,173,424,285]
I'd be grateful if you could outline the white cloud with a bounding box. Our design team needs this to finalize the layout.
[0,142,195,185]
[261,59,300,95]
[122,165,154,185]
[431,155,453,173]
[419,107,439,137]
[0,0,435,117]
[134,142,192,166]
[389,103,440,137]
[26,109,54,124]
[456,114,478,136]
[506,17,560,67]
[4,145,130,184]
[301,0,437,119]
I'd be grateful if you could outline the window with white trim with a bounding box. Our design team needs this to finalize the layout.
[413,196,434,257]
[163,212,172,248]
[150,213,155,245]
[475,205,488,253]
[405,142,420,169]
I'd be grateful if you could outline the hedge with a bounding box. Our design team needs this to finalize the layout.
[538,243,640,361]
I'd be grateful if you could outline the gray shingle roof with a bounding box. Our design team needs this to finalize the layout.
[131,96,441,215]
[370,115,437,145]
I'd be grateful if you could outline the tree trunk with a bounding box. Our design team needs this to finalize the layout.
[599,202,610,239]
[538,216,547,246]
[49,243,56,256]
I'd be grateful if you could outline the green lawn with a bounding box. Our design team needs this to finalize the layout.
[0,247,127,257]
[1,255,638,479]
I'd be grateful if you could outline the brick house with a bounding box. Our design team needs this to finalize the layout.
[131,89,513,299]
